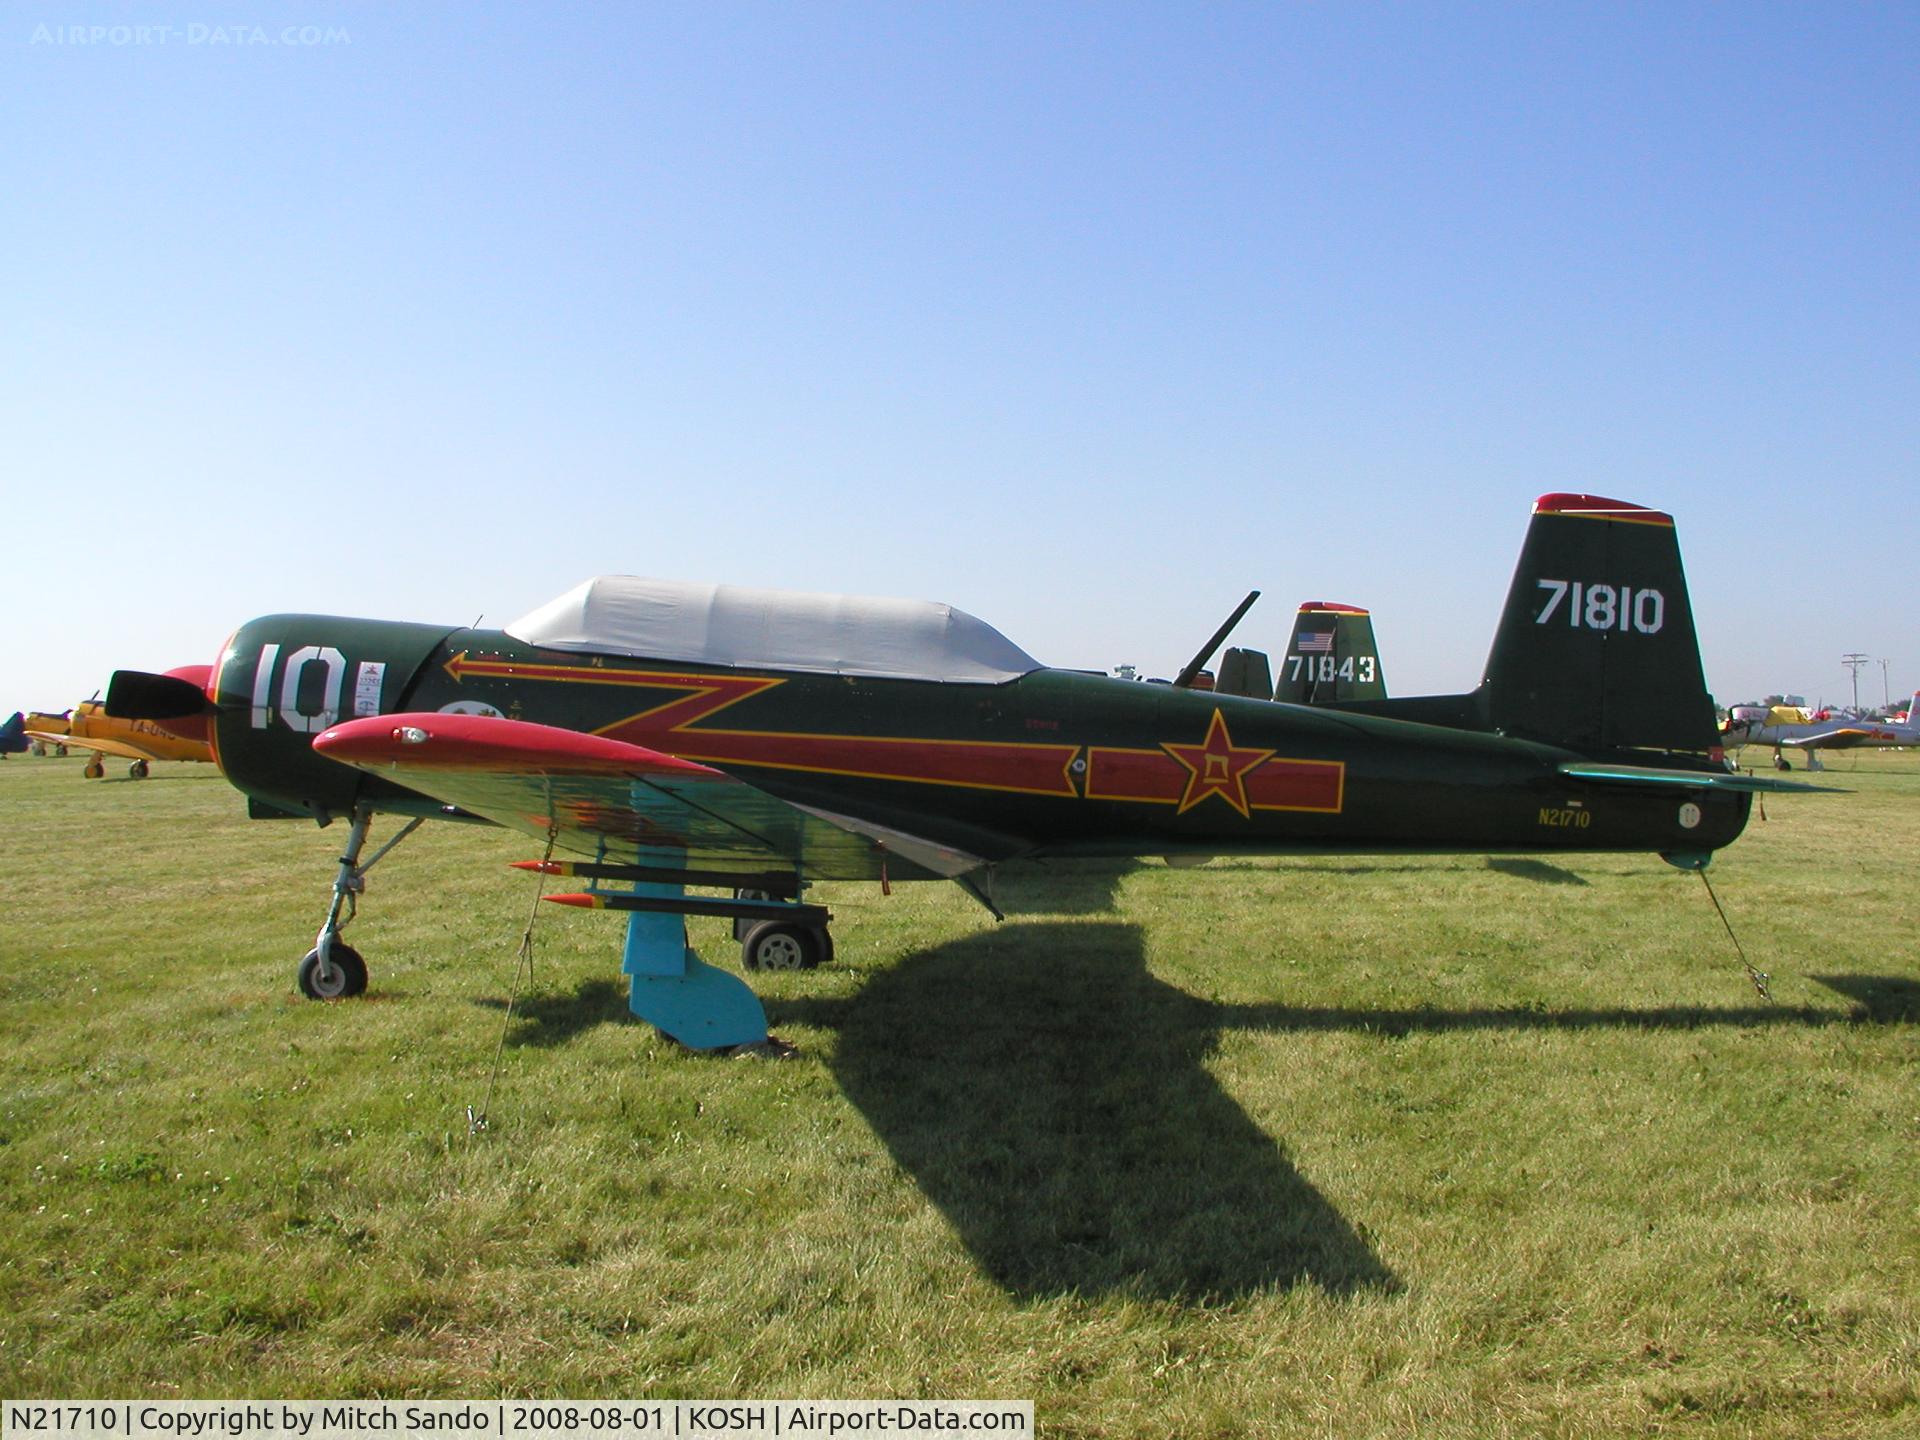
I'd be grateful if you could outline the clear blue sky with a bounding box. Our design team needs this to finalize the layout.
[4,2,1915,713]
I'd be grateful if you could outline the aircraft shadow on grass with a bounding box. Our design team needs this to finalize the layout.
[492,930,1917,1303]
[986,858,1135,916]
[1809,974,1920,1023]
[1483,858,1590,886]
[784,921,1399,1302]
[978,853,1594,914]
[499,919,1396,1300]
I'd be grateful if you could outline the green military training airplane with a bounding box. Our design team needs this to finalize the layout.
[109,493,1817,1050]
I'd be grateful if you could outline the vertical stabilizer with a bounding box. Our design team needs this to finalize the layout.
[1275,603,1387,705]
[1481,494,1718,756]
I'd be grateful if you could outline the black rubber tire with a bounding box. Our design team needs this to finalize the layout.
[297,944,369,999]
[741,922,823,972]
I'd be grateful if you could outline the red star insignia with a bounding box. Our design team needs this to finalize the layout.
[1162,709,1273,818]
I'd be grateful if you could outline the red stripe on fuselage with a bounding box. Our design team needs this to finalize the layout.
[608,718,1082,797]
[466,659,1338,808]
[526,664,1081,797]
[1087,748,1344,813]
[449,654,781,727]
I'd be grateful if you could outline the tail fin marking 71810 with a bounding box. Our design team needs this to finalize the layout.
[1479,494,1719,758]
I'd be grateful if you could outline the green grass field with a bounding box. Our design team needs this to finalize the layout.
[2,750,1916,1436]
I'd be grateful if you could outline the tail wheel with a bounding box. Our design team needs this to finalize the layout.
[741,922,824,972]
[298,944,369,999]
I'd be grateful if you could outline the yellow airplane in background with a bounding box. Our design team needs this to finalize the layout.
[18,709,73,752]
[1721,692,1920,770]
[26,666,215,778]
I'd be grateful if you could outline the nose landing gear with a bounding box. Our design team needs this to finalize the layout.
[296,804,425,1000]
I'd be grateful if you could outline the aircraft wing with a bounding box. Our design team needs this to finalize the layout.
[25,730,171,763]
[311,712,978,883]
[1778,727,1891,751]
[1556,762,1844,793]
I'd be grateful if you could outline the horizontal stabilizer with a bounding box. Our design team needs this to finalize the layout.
[1556,762,1845,794]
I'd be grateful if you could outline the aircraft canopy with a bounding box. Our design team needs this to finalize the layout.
[505,577,1044,684]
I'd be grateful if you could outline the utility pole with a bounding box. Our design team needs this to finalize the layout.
[1880,658,1891,708]
[1842,653,1868,712]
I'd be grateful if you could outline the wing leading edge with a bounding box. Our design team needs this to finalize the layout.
[1780,727,1895,752]
[25,730,170,764]
[311,712,973,882]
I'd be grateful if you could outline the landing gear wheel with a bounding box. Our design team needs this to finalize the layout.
[1774,756,1792,771]
[129,759,150,779]
[741,922,824,972]
[83,757,104,779]
[298,944,368,999]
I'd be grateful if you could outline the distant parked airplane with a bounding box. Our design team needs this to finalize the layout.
[27,667,215,778]
[1721,694,1920,769]
[1272,602,1386,706]
[1210,603,1385,706]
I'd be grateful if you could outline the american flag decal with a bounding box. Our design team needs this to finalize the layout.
[1296,632,1334,653]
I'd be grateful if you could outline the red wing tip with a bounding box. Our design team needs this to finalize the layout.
[1295,601,1370,615]
[1533,493,1674,526]
[543,892,602,909]
[512,860,565,874]
[313,712,720,776]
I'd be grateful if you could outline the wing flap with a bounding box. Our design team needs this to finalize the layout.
[312,712,965,881]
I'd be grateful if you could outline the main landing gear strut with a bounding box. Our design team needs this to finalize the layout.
[296,804,425,1000]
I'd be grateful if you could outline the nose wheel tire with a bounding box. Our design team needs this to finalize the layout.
[298,944,368,999]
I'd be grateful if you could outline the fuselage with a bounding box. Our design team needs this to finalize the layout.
[205,613,1753,865]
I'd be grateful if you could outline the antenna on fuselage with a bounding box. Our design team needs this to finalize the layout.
[1173,590,1260,690]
